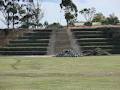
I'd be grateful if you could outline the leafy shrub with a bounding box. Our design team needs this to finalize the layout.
[102,14,119,25]
[84,22,92,26]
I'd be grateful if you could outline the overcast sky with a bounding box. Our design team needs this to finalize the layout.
[0,0,120,28]
[41,0,120,25]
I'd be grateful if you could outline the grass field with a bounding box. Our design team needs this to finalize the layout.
[0,56,120,90]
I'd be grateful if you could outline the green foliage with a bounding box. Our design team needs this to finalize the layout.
[0,0,21,29]
[92,13,105,22]
[47,22,63,29]
[19,3,43,29]
[80,7,96,26]
[44,21,49,28]
[33,4,44,29]
[60,0,78,26]
[102,14,119,25]
[0,0,12,28]
[107,14,119,25]
[84,21,92,26]
[20,22,30,29]
[60,0,78,13]
[80,7,96,22]
[65,12,75,26]
[0,0,43,29]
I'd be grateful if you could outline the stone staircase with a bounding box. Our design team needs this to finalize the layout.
[54,29,72,54]
[71,28,120,54]
[1,27,120,56]
[0,30,52,55]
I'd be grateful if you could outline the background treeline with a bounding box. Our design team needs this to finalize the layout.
[0,0,43,29]
[61,0,120,26]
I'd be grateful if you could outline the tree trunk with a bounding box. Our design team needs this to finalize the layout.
[12,1,15,29]
[7,12,10,29]
[13,13,15,29]
[67,20,69,27]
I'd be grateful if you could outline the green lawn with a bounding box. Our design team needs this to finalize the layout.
[0,56,120,90]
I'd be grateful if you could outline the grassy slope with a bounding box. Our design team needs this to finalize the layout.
[0,56,120,90]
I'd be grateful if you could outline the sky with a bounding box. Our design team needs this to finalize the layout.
[0,0,120,28]
[41,0,120,25]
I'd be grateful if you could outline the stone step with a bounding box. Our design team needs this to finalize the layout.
[73,30,103,33]
[0,47,47,51]
[54,29,72,53]
[71,28,120,54]
[0,51,47,55]
[10,39,49,44]
[81,45,120,50]
[77,38,110,41]
[79,42,112,46]
[71,28,109,31]
[33,30,52,32]
[24,32,51,36]
[0,29,53,55]
[74,35,106,38]
[18,36,50,39]
[7,43,49,47]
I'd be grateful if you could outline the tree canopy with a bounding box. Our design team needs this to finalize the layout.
[60,0,78,26]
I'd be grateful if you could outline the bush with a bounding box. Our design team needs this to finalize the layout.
[84,22,92,26]
[101,14,119,25]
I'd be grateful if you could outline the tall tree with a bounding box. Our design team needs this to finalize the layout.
[0,0,12,28]
[0,0,21,29]
[60,0,78,26]
[92,13,105,22]
[79,7,96,26]
[102,14,119,25]
[31,0,44,29]
[44,21,48,28]
[10,0,20,29]
[79,7,96,22]
[19,0,43,29]
[19,0,34,28]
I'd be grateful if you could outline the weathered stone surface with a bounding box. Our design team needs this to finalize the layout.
[56,48,110,57]
[56,49,81,57]
[82,48,111,56]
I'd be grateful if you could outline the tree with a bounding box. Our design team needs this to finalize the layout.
[0,0,21,29]
[44,21,49,28]
[65,12,75,26]
[19,0,44,29]
[47,22,63,29]
[92,13,105,22]
[106,14,119,25]
[0,0,44,29]
[0,0,12,28]
[31,0,44,29]
[101,14,119,25]
[60,0,78,26]
[19,2,35,28]
[79,7,96,26]
[9,0,20,29]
